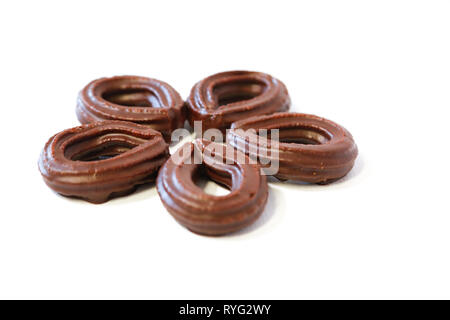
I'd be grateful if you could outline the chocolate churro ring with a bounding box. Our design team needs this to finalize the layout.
[186,70,290,132]
[156,139,268,236]
[227,112,358,184]
[38,121,169,203]
[76,76,185,140]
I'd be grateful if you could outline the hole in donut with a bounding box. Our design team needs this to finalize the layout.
[279,137,320,145]
[213,80,266,107]
[261,126,331,145]
[69,141,135,161]
[102,88,161,108]
[192,166,231,196]
[64,132,145,162]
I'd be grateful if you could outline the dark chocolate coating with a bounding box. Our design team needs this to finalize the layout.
[186,71,290,132]
[38,121,169,203]
[156,139,268,236]
[76,76,185,140]
[227,112,358,184]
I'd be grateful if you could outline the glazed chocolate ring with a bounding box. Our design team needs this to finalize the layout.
[38,121,169,203]
[156,139,268,236]
[186,70,290,132]
[76,76,185,140]
[227,112,358,184]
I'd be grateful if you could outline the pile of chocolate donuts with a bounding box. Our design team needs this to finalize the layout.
[38,71,358,236]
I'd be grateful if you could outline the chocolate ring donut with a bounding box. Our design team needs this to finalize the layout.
[227,112,358,184]
[38,121,169,203]
[186,70,290,132]
[76,76,185,140]
[156,139,268,236]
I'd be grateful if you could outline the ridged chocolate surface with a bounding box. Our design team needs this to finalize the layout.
[186,70,290,132]
[76,75,185,140]
[39,121,169,203]
[227,112,358,184]
[157,139,268,236]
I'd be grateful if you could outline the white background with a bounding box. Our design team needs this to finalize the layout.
[0,0,449,299]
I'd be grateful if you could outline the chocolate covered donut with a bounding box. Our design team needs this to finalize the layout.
[186,71,290,132]
[157,139,268,236]
[76,76,185,140]
[39,121,169,203]
[227,112,358,184]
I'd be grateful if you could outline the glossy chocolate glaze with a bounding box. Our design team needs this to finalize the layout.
[227,112,358,184]
[76,76,185,140]
[186,71,290,132]
[156,139,268,236]
[39,121,169,203]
